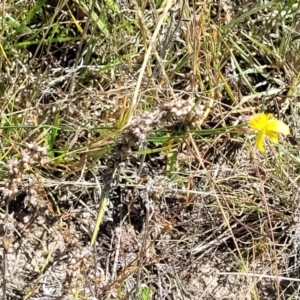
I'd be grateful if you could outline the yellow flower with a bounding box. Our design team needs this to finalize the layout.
[249,113,290,153]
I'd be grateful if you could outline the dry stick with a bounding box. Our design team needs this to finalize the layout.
[111,227,121,280]
[218,272,300,282]
[127,0,174,125]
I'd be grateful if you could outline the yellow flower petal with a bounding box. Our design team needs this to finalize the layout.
[266,130,279,144]
[250,112,289,152]
[249,113,267,131]
[256,130,265,152]
[266,120,290,135]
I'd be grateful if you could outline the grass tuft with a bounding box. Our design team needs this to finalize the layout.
[0,0,300,299]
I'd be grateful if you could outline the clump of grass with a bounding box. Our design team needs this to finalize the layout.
[0,0,300,299]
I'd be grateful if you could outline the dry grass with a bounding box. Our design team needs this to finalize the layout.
[0,0,300,299]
